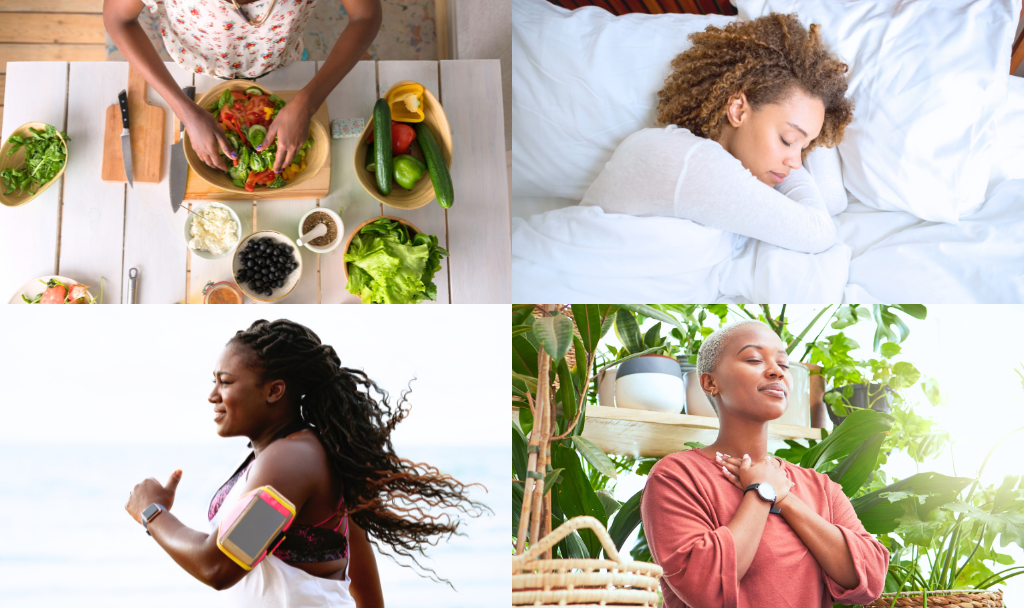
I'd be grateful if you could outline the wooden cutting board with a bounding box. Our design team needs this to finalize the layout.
[182,89,331,201]
[101,65,165,183]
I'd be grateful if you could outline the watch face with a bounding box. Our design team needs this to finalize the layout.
[757,483,777,502]
[143,504,161,521]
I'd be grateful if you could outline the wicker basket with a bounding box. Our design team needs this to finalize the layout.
[512,516,663,607]
[869,589,1003,607]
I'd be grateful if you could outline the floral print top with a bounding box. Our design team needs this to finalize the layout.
[141,0,317,78]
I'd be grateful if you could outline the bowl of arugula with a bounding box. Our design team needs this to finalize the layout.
[0,122,69,208]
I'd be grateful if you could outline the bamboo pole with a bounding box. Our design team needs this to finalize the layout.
[528,340,552,549]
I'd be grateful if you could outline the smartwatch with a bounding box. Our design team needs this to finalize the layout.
[142,503,166,536]
[744,483,782,514]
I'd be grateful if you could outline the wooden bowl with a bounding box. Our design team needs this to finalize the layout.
[184,80,329,198]
[354,81,453,210]
[340,215,423,283]
[0,122,68,208]
[230,230,303,302]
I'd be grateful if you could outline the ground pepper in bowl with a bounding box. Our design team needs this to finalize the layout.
[302,211,338,247]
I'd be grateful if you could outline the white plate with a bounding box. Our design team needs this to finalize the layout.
[10,276,94,304]
[231,231,303,302]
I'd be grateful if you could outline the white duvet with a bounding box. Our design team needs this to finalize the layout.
[511,179,1024,304]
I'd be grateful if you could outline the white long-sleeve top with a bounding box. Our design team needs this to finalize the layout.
[579,125,846,254]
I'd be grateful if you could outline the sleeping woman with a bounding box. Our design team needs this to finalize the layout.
[581,12,854,254]
[511,13,856,302]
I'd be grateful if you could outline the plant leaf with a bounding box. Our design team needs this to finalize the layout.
[614,309,645,355]
[550,443,608,558]
[617,304,688,334]
[852,473,973,535]
[512,334,539,377]
[571,435,618,479]
[542,468,565,496]
[533,314,574,362]
[800,409,894,470]
[513,424,528,481]
[572,304,618,355]
[595,489,620,520]
[512,480,524,538]
[607,489,643,553]
[826,432,886,497]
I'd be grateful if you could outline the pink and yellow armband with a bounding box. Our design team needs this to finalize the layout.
[216,485,296,570]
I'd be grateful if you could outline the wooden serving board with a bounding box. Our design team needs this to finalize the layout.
[182,90,330,201]
[101,65,164,183]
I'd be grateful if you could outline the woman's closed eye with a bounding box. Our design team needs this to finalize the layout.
[747,359,789,369]
[780,136,806,152]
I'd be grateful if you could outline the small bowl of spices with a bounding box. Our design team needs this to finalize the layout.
[298,207,343,253]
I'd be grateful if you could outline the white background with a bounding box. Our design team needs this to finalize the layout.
[0,305,510,608]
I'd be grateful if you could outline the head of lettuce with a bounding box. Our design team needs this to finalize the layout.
[344,218,449,304]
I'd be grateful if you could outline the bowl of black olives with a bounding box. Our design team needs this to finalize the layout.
[231,231,303,301]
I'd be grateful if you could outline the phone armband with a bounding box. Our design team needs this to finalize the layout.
[216,485,296,570]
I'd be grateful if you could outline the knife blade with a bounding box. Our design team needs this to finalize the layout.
[118,89,134,188]
[169,86,195,213]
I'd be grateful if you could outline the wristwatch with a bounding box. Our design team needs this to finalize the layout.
[744,483,782,514]
[142,503,166,536]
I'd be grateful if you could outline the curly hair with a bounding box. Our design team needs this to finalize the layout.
[229,319,490,586]
[656,13,854,159]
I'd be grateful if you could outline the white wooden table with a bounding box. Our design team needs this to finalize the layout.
[0,60,510,303]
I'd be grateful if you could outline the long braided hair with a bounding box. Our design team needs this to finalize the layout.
[229,319,490,584]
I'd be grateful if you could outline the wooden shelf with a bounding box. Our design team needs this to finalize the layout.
[514,405,822,458]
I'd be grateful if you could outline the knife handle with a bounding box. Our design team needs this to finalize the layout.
[118,89,130,129]
[180,86,195,135]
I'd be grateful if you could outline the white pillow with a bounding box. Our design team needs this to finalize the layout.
[511,0,734,200]
[734,0,1018,224]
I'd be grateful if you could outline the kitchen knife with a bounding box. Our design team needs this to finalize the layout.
[169,86,195,213]
[118,89,134,188]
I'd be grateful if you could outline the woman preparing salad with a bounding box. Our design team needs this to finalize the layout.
[103,0,381,174]
[208,85,313,191]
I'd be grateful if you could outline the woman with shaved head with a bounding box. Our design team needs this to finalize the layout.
[639,319,888,608]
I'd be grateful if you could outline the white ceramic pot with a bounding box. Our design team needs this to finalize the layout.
[774,361,811,427]
[615,355,684,414]
[682,369,717,417]
[596,365,618,407]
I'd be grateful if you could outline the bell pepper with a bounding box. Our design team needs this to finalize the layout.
[393,154,426,190]
[386,83,425,123]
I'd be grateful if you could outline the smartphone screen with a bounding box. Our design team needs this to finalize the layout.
[226,497,288,558]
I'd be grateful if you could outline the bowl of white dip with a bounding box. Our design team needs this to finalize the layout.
[184,202,243,260]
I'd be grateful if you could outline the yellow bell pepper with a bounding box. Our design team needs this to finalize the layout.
[263,106,274,121]
[387,83,425,123]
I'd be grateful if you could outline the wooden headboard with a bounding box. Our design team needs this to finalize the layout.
[546,0,734,15]
[548,1,1024,75]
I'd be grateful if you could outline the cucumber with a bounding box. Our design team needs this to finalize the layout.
[373,98,392,196]
[248,124,267,147]
[415,123,453,208]
[244,87,264,96]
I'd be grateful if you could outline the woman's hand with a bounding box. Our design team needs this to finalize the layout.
[717,452,794,505]
[259,98,313,173]
[183,106,235,171]
[126,470,182,523]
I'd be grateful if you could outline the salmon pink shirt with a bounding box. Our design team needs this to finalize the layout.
[640,449,889,608]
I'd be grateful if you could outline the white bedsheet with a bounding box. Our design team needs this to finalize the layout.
[510,178,1024,303]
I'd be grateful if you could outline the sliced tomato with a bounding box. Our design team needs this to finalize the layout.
[220,103,248,145]
[231,90,247,101]
[39,284,67,304]
[67,284,90,303]
[245,95,274,128]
